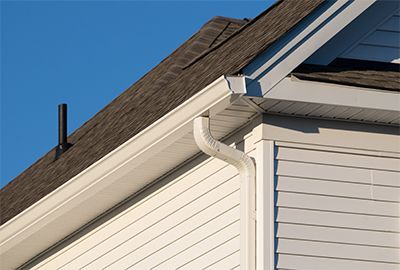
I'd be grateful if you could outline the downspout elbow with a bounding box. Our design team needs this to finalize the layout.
[193,116,256,270]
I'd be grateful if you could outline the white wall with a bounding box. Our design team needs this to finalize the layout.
[257,115,400,270]
[275,144,400,269]
[27,125,256,270]
[341,11,400,63]
[31,159,240,270]
[22,114,400,270]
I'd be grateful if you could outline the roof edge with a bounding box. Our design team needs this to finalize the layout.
[243,0,377,96]
[0,75,244,270]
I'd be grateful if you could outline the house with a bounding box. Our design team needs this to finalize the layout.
[1,0,399,269]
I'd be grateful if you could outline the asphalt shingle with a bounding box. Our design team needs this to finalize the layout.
[1,0,325,225]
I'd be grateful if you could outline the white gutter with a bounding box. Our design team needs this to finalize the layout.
[193,116,256,270]
[0,75,246,270]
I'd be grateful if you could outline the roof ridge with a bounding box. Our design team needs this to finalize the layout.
[1,0,324,225]
[151,15,245,91]
[182,0,283,70]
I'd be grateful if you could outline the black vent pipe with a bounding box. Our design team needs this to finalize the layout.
[55,104,71,160]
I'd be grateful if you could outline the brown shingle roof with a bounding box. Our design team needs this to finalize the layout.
[292,58,400,92]
[1,0,325,225]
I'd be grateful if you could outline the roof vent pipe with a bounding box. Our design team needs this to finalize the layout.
[55,103,71,160]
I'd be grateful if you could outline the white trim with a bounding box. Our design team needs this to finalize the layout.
[244,0,347,79]
[261,114,400,154]
[306,1,399,65]
[254,131,275,270]
[245,0,376,96]
[193,117,256,270]
[0,76,243,270]
[274,141,400,159]
[266,77,400,112]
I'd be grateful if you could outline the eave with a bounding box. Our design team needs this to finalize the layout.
[0,75,255,270]
[254,76,400,126]
[3,0,398,267]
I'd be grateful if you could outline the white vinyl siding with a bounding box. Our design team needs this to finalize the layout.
[274,144,400,269]
[31,156,241,270]
[341,13,400,63]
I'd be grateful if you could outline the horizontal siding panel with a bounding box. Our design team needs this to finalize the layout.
[80,180,239,269]
[178,236,240,270]
[277,160,400,187]
[204,250,240,270]
[276,207,400,232]
[277,254,399,270]
[276,191,399,217]
[34,159,233,269]
[120,211,240,269]
[363,30,400,48]
[73,169,236,267]
[275,142,400,268]
[277,238,400,263]
[276,147,400,172]
[36,156,239,270]
[276,176,400,202]
[341,14,400,63]
[275,141,400,159]
[122,209,240,270]
[379,16,400,32]
[343,44,400,63]
[277,223,400,248]
[373,170,400,187]
[374,184,400,202]
[276,160,370,183]
[151,229,238,269]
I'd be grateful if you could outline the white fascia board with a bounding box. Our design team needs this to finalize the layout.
[244,0,376,96]
[306,1,400,65]
[266,77,400,113]
[0,75,244,270]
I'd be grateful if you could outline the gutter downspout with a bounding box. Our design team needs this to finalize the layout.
[193,116,256,270]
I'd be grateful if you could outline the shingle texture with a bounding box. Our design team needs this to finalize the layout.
[1,0,324,225]
[292,58,400,91]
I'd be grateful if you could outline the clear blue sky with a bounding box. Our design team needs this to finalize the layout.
[1,1,272,188]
